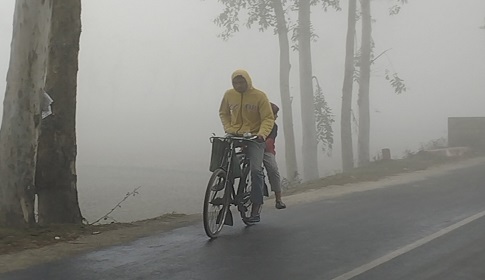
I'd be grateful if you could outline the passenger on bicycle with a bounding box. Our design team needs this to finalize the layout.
[264,102,286,210]
[219,69,275,223]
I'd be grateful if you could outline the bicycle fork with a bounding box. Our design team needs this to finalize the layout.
[216,178,235,226]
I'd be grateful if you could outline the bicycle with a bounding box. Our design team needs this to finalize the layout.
[203,134,261,238]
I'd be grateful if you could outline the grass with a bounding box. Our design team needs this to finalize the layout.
[0,213,188,255]
[0,222,133,254]
[284,150,466,196]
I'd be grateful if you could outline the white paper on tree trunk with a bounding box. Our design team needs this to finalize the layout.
[41,91,53,119]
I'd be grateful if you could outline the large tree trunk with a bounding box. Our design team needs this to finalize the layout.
[357,0,372,166]
[298,0,319,181]
[36,0,83,225]
[341,0,357,172]
[0,0,53,228]
[272,0,299,183]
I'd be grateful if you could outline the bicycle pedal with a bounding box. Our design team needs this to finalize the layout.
[237,204,248,213]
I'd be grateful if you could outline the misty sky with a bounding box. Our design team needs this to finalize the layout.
[1,0,484,177]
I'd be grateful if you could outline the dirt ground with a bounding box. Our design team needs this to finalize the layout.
[0,213,201,273]
[2,154,484,274]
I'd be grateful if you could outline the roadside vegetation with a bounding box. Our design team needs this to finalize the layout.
[1,148,477,255]
[284,149,471,196]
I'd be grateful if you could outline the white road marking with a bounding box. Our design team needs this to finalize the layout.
[330,210,485,280]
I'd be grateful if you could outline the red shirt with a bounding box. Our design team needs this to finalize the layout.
[265,124,277,155]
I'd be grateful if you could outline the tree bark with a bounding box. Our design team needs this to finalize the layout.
[272,0,299,182]
[357,0,372,166]
[0,0,53,227]
[341,0,357,172]
[298,0,319,181]
[36,0,83,225]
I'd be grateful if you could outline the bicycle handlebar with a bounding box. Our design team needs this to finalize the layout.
[210,134,260,143]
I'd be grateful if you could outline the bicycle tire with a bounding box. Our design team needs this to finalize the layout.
[236,162,253,225]
[203,168,230,238]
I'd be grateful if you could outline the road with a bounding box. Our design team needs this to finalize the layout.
[3,160,485,280]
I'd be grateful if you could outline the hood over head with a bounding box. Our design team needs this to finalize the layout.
[231,69,253,91]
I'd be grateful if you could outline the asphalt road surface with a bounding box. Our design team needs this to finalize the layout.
[3,161,485,280]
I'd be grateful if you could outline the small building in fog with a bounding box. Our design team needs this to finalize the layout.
[448,117,485,151]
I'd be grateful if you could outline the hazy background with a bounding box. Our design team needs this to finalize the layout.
[1,0,484,222]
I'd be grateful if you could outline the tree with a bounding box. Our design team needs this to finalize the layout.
[313,76,334,154]
[215,0,339,181]
[357,0,371,166]
[356,0,407,166]
[35,0,83,225]
[296,0,319,180]
[272,0,299,183]
[340,0,357,172]
[214,0,300,183]
[295,0,340,180]
[0,0,53,227]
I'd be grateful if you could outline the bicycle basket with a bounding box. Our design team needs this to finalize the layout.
[209,138,228,172]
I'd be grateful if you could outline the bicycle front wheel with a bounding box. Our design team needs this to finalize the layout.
[203,168,230,238]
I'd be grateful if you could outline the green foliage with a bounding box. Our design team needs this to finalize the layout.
[389,0,408,16]
[290,22,319,51]
[313,76,334,154]
[389,6,401,16]
[214,0,283,40]
[385,69,407,94]
[246,0,275,31]
[358,47,407,95]
[214,0,341,43]
[213,0,246,40]
[419,137,447,151]
[309,0,341,11]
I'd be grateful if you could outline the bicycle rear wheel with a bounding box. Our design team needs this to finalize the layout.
[236,162,253,225]
[203,168,230,238]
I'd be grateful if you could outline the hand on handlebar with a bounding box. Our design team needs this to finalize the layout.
[222,132,263,142]
[243,133,264,142]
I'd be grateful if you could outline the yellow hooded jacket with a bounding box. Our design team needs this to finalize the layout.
[219,70,275,139]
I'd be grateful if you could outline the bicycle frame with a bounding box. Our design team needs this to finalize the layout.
[211,136,248,193]
[211,136,256,218]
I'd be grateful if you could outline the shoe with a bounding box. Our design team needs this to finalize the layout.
[275,201,286,209]
[245,215,260,223]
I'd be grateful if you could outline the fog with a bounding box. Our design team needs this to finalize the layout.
[1,0,484,222]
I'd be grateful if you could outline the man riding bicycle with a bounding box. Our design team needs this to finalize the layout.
[219,69,275,223]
